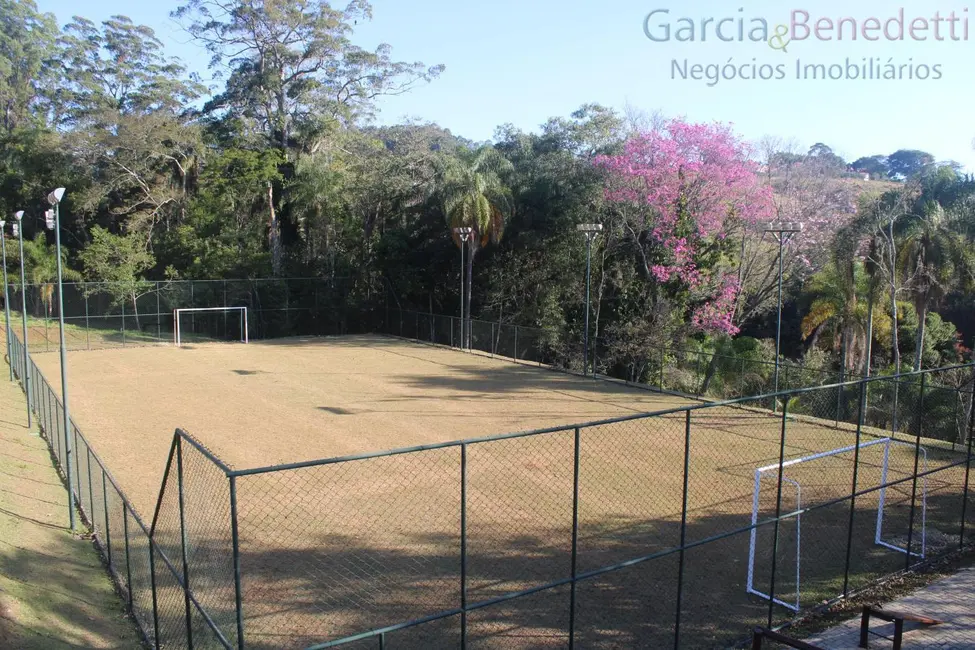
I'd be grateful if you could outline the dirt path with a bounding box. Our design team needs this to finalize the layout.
[0,371,141,648]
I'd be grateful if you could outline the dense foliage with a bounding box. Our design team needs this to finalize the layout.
[2,0,975,381]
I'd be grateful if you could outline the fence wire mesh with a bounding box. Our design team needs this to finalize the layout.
[3,323,974,649]
[384,308,868,404]
[3,278,380,352]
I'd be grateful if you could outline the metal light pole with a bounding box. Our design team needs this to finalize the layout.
[453,227,472,350]
[577,224,603,376]
[0,220,11,381]
[47,189,75,529]
[764,221,803,410]
[13,211,30,426]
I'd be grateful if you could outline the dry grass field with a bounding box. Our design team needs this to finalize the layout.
[26,336,973,649]
[33,335,693,517]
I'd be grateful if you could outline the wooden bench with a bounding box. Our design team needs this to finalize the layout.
[859,604,944,649]
[752,627,825,650]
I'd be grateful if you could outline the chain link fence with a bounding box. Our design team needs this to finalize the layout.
[5,317,975,649]
[2,278,380,351]
[384,309,870,402]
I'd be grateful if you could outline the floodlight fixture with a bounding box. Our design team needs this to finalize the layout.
[764,221,803,234]
[47,187,66,205]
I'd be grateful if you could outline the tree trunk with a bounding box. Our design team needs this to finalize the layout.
[586,244,608,373]
[268,182,282,276]
[914,303,927,371]
[806,321,827,354]
[699,346,721,395]
[863,289,875,377]
[132,290,141,330]
[889,222,901,372]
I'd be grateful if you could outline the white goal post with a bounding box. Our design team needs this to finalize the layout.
[746,436,928,611]
[174,307,249,347]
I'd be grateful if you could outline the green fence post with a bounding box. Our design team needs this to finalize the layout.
[568,428,581,649]
[659,348,665,390]
[102,470,112,569]
[959,375,975,549]
[905,373,926,569]
[673,411,692,648]
[842,380,867,596]
[766,396,790,628]
[230,475,245,649]
[156,282,162,342]
[175,437,193,648]
[84,288,90,350]
[123,508,133,610]
[460,444,468,648]
[514,326,518,360]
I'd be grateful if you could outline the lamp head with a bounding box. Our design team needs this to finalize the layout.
[765,221,803,233]
[47,188,66,205]
[13,211,23,222]
[452,226,473,241]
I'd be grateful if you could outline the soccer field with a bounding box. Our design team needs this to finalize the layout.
[34,335,694,517]
[27,335,973,648]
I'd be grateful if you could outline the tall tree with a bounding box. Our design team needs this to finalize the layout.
[78,226,155,327]
[0,0,59,133]
[596,120,774,337]
[850,155,889,179]
[436,146,512,340]
[897,201,972,370]
[887,149,935,180]
[55,15,203,128]
[173,0,444,154]
[801,258,889,373]
[54,15,205,246]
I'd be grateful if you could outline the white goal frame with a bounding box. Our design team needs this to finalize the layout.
[174,307,249,347]
[746,436,928,611]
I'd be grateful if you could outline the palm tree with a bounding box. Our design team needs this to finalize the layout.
[10,235,79,317]
[896,202,973,370]
[801,257,890,375]
[435,147,513,343]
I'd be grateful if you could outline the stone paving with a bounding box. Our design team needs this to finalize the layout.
[804,566,975,649]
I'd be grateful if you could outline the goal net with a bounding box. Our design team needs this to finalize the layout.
[746,436,928,611]
[174,307,249,346]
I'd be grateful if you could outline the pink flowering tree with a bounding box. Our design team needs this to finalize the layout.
[595,120,774,336]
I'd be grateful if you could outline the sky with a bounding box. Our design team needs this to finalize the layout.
[34,0,975,171]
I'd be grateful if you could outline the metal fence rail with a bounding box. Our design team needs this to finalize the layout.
[151,364,972,649]
[5,320,975,649]
[3,278,377,352]
[5,330,231,649]
[384,309,973,419]
[69,361,975,647]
